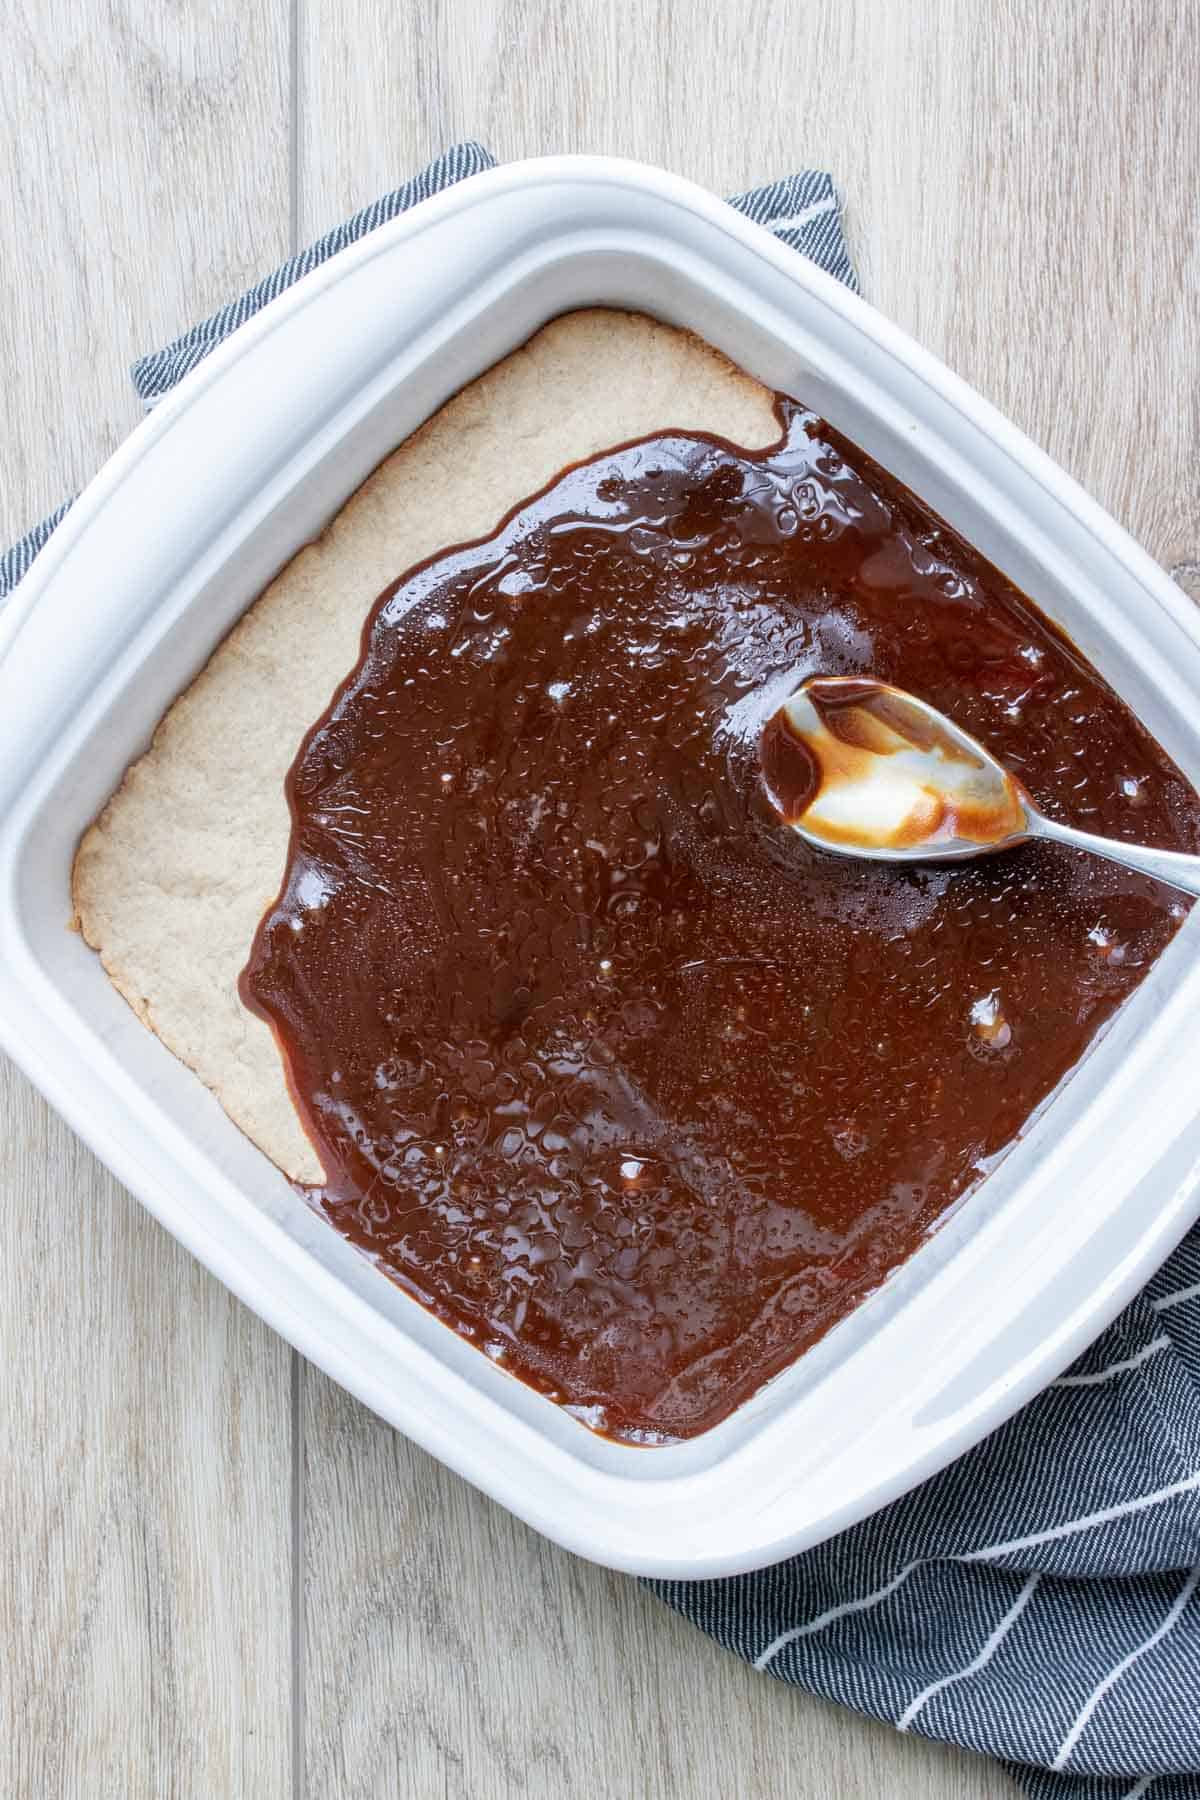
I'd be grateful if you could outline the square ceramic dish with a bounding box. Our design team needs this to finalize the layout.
[3,157,1200,1577]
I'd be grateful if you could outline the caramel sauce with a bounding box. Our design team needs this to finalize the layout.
[240,399,1200,1441]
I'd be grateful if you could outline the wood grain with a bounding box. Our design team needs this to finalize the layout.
[4,0,1199,1794]
[0,1066,294,1798]
[0,5,294,1798]
[868,0,1200,579]
[298,1373,1000,1800]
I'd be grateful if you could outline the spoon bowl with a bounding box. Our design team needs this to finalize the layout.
[761,676,1200,896]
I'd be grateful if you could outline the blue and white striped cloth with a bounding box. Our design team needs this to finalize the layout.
[5,144,1200,1800]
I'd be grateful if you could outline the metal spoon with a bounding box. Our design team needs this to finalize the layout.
[760,675,1200,897]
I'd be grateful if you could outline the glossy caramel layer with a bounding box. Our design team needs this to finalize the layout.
[242,402,1198,1440]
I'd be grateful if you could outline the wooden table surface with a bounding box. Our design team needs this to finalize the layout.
[3,4,1196,1795]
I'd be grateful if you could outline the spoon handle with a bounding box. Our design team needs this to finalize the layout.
[1032,812,1200,898]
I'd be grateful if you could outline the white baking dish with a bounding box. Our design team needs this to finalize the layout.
[3,156,1200,1578]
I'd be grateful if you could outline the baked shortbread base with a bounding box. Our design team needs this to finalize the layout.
[73,310,780,1183]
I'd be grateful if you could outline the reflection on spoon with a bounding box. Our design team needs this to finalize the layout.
[760,677,1027,854]
[760,676,1200,895]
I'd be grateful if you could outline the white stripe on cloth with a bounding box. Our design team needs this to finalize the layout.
[1052,1337,1171,1388]
[1151,1280,1200,1313]
[1120,1778,1153,1799]
[753,1561,919,1670]
[960,1469,1200,1562]
[756,1471,1200,1671]
[767,197,839,234]
[896,1573,1041,1732]
[1051,1568,1200,1770]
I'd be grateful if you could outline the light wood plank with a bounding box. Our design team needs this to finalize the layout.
[0,5,294,1796]
[869,0,1200,578]
[289,1,1195,1795]
[0,0,295,543]
[299,1374,1000,1799]
[0,1066,293,1798]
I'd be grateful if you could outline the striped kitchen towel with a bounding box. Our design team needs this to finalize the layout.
[5,144,1200,1800]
